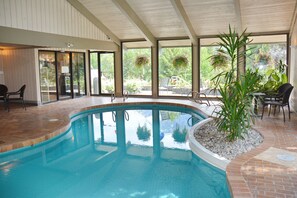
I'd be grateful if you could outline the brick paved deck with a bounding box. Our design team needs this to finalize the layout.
[0,96,296,198]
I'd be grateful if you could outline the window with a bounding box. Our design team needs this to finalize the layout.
[90,52,115,95]
[200,38,233,96]
[158,39,192,96]
[123,42,152,95]
[246,35,287,73]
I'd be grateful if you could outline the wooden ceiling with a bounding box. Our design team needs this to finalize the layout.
[76,0,296,44]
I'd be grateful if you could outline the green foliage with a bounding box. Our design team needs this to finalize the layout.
[263,60,288,92]
[216,69,262,141]
[172,125,187,143]
[213,25,252,70]
[136,124,151,141]
[211,25,258,141]
[209,49,229,69]
[135,55,150,68]
[159,47,192,84]
[172,55,189,69]
[102,84,114,93]
[125,81,139,94]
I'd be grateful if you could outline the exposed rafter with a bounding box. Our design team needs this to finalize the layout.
[289,1,297,38]
[233,0,243,33]
[169,0,197,44]
[67,0,121,46]
[112,0,156,46]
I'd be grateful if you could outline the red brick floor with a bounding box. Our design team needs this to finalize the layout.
[0,96,296,198]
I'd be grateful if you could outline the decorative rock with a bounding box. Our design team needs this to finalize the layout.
[194,120,263,160]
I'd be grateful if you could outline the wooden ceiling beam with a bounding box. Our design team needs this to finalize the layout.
[67,0,121,46]
[289,1,297,38]
[169,0,197,44]
[112,0,156,46]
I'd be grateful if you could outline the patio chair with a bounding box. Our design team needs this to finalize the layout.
[6,84,26,112]
[0,84,8,110]
[261,86,294,122]
[264,83,292,101]
[263,83,293,115]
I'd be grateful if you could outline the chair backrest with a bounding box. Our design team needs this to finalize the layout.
[0,84,8,97]
[277,83,292,96]
[19,84,26,98]
[282,86,294,104]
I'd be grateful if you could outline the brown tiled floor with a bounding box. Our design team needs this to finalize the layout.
[0,96,297,198]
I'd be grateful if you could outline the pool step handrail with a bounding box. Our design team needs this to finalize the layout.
[123,91,129,102]
[111,92,116,102]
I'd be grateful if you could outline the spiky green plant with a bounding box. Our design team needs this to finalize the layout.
[211,26,263,141]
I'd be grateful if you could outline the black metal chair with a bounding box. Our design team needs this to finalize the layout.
[261,86,294,122]
[0,84,8,110]
[264,83,292,101]
[6,84,26,112]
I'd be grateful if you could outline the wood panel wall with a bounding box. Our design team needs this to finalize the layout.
[0,0,108,41]
[2,48,39,103]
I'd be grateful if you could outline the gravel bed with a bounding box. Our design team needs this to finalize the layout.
[194,120,263,160]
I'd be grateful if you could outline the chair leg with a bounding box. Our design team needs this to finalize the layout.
[22,99,26,110]
[288,104,291,120]
[5,98,9,112]
[273,105,276,115]
[268,105,272,116]
[261,104,265,120]
[281,106,285,122]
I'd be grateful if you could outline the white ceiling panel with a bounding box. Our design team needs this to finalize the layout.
[181,0,238,36]
[240,0,296,33]
[126,0,186,38]
[78,0,143,40]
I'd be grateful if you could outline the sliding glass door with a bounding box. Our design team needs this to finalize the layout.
[39,51,86,103]
[39,51,57,103]
[72,53,86,97]
[90,52,115,95]
[57,52,72,100]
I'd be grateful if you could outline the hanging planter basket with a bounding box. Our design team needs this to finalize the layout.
[135,55,150,68]
[210,52,229,69]
[172,55,189,69]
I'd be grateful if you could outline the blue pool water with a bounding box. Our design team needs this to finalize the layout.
[0,104,230,198]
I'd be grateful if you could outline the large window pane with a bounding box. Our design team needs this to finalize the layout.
[246,35,287,74]
[123,42,152,95]
[72,53,86,97]
[90,53,99,95]
[100,53,115,94]
[200,38,232,96]
[39,51,57,103]
[158,40,192,96]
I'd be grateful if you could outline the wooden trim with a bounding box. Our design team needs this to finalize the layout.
[289,1,297,38]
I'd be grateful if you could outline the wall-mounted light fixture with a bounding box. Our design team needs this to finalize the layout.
[66,42,74,48]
